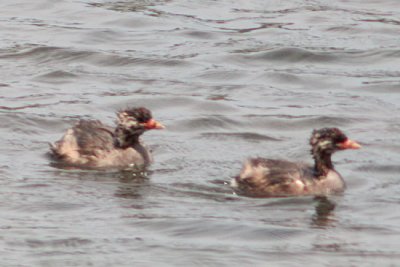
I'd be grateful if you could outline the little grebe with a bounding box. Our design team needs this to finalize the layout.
[50,107,164,168]
[231,128,361,197]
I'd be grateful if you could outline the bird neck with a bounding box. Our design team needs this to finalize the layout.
[312,149,334,178]
[113,125,141,148]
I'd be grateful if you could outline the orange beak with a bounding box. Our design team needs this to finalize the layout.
[338,139,361,149]
[144,119,165,130]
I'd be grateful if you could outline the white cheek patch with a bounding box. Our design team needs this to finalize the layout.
[118,112,139,128]
[126,120,139,128]
[318,140,331,149]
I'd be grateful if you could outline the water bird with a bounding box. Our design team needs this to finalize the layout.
[231,128,361,197]
[50,107,164,169]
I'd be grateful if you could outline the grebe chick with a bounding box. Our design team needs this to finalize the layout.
[50,107,164,169]
[231,128,361,197]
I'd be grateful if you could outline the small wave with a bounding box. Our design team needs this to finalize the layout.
[241,114,355,131]
[178,116,240,131]
[0,45,188,68]
[24,238,92,248]
[242,47,337,63]
[230,47,400,66]
[89,0,163,12]
[357,164,400,174]
[34,70,78,84]
[201,132,281,142]
[135,218,306,242]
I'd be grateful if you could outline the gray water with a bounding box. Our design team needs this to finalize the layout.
[1,0,400,266]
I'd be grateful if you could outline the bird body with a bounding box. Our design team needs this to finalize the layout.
[50,107,164,169]
[232,158,345,197]
[232,128,360,197]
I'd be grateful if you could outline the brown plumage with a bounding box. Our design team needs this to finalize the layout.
[50,107,164,169]
[231,128,361,197]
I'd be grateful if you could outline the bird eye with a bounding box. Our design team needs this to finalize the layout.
[335,136,347,144]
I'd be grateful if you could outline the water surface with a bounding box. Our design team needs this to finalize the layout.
[1,0,400,266]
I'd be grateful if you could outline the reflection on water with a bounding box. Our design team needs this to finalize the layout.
[114,170,150,199]
[311,196,336,228]
[1,0,400,265]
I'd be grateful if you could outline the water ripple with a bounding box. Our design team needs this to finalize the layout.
[0,45,189,67]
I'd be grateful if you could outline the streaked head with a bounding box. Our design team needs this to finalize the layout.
[114,107,164,148]
[310,127,361,154]
[117,107,164,132]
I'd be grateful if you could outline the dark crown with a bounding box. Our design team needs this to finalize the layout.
[310,127,348,146]
[123,107,152,123]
